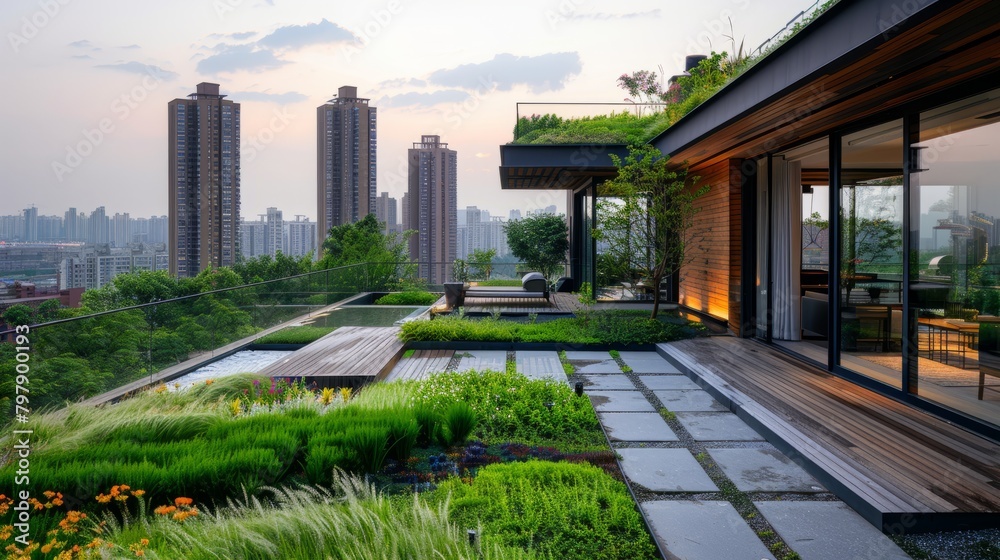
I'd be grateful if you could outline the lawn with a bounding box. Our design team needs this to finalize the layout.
[0,370,656,559]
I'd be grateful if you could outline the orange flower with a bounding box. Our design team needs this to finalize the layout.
[96,493,112,504]
[132,490,146,497]
[153,505,176,516]
[43,491,55,499]
[174,497,193,507]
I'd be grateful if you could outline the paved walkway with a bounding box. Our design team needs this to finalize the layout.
[387,348,912,559]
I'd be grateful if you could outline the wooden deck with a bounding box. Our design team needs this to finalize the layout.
[460,291,577,313]
[659,337,1000,531]
[257,326,405,388]
[383,349,454,382]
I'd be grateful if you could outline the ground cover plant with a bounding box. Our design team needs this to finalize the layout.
[253,325,335,345]
[401,309,706,345]
[374,291,440,306]
[1,369,652,559]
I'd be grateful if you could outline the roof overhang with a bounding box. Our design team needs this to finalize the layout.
[498,144,630,191]
[651,0,1000,168]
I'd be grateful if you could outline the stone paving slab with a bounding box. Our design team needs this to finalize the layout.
[653,390,728,412]
[454,350,506,373]
[618,351,681,373]
[588,390,656,412]
[641,375,700,390]
[600,412,678,441]
[583,374,634,390]
[754,501,911,560]
[676,412,766,441]
[515,350,565,381]
[618,449,718,492]
[707,447,826,492]
[564,351,621,374]
[642,501,777,560]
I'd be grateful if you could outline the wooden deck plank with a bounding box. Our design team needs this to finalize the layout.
[384,349,453,382]
[258,326,404,382]
[659,337,1000,521]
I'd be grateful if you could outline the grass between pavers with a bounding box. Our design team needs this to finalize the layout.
[254,325,335,345]
[0,369,649,559]
[402,309,706,345]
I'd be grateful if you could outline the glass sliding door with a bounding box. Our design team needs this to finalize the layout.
[910,88,1000,427]
[839,120,904,388]
[768,140,831,366]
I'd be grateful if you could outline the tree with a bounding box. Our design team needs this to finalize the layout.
[469,248,497,281]
[2,304,34,327]
[601,144,707,318]
[317,214,414,291]
[504,214,569,283]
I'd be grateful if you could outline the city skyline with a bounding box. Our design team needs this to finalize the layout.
[1,0,816,221]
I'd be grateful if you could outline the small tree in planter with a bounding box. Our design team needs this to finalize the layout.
[601,144,707,318]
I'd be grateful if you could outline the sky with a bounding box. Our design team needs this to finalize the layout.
[1,0,818,222]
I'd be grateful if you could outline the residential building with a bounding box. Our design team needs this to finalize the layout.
[265,207,283,258]
[88,206,109,245]
[168,82,241,277]
[64,208,78,241]
[284,216,317,258]
[316,85,377,249]
[239,217,267,259]
[407,135,457,284]
[111,212,131,247]
[375,192,398,234]
[23,207,38,242]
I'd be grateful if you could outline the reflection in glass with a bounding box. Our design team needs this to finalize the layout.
[911,88,1000,427]
[839,120,904,388]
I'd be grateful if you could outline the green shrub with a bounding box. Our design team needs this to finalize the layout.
[344,426,390,474]
[401,310,705,345]
[413,403,441,447]
[433,461,657,560]
[387,416,420,462]
[375,291,440,305]
[415,370,602,447]
[442,402,478,446]
[254,326,335,344]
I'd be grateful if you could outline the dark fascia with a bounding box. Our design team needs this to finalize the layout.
[499,143,630,171]
[650,0,944,158]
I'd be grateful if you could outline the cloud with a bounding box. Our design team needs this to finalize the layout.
[230,31,257,40]
[428,52,582,94]
[72,54,93,60]
[376,90,471,108]
[117,44,141,49]
[231,90,307,104]
[196,44,288,73]
[475,153,491,159]
[68,40,92,48]
[258,19,355,50]
[565,9,661,21]
[95,61,179,80]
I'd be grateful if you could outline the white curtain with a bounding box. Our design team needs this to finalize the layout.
[771,157,802,340]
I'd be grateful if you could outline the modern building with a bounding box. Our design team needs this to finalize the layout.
[111,212,131,247]
[60,245,169,290]
[265,207,283,258]
[88,206,109,245]
[375,192,398,234]
[499,0,1000,444]
[407,135,458,284]
[22,207,38,242]
[168,82,241,277]
[284,216,317,258]
[317,85,377,249]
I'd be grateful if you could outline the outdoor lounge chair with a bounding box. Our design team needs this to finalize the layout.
[457,272,549,305]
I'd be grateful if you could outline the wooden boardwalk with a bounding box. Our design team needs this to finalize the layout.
[461,292,577,314]
[659,337,1000,530]
[383,349,454,382]
[257,326,405,388]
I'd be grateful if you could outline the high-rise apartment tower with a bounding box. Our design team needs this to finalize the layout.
[168,82,240,277]
[317,85,377,250]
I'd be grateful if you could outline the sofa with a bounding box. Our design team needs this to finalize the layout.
[457,272,549,305]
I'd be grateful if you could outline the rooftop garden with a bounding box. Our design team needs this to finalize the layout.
[1,369,657,559]
[510,1,838,146]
